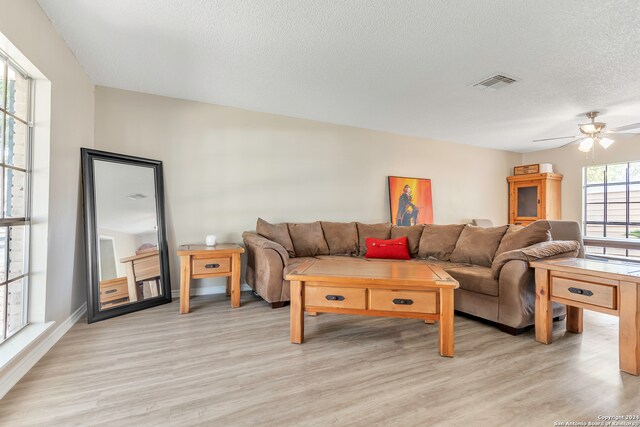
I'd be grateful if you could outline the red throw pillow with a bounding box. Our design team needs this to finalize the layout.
[365,237,411,260]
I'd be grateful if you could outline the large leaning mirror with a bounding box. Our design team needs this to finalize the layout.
[81,148,171,323]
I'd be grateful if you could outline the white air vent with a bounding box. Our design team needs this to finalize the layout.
[470,73,518,92]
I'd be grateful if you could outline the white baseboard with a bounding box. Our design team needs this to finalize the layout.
[171,284,252,298]
[0,302,87,400]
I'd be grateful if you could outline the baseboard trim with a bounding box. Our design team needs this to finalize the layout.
[171,284,252,298]
[0,302,87,400]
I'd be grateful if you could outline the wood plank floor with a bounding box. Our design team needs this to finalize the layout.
[0,292,639,426]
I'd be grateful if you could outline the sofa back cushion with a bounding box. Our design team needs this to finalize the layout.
[418,224,465,261]
[494,220,551,257]
[256,218,295,257]
[356,222,392,256]
[288,222,330,257]
[390,225,424,257]
[321,221,359,255]
[449,225,508,267]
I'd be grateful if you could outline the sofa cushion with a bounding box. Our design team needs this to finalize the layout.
[446,266,499,297]
[320,222,359,255]
[391,225,424,257]
[418,224,465,261]
[450,225,508,267]
[491,240,581,279]
[365,237,411,260]
[494,220,551,257]
[256,218,295,257]
[288,222,330,257]
[357,222,392,256]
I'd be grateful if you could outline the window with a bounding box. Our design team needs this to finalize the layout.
[583,162,640,259]
[0,51,32,344]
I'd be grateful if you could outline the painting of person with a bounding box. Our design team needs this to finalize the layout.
[396,184,420,226]
[388,177,434,225]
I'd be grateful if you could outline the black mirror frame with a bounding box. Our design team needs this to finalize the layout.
[81,148,172,323]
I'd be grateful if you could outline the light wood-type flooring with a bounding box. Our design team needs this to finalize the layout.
[1,292,639,426]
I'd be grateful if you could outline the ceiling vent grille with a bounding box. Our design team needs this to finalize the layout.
[471,74,518,92]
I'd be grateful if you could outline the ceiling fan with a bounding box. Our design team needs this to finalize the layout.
[533,111,640,152]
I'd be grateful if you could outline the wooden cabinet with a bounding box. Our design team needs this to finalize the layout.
[507,173,562,225]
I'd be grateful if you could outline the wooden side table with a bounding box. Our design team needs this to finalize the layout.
[177,244,245,313]
[531,257,640,375]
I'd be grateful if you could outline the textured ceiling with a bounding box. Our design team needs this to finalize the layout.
[37,0,640,152]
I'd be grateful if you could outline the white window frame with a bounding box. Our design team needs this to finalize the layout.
[0,49,33,344]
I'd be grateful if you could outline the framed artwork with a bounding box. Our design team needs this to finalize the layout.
[388,176,434,226]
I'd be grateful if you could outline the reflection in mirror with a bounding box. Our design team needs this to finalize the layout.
[93,160,162,311]
[82,149,171,323]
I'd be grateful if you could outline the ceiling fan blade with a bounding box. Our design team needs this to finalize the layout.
[532,135,578,142]
[609,123,640,132]
[559,138,583,148]
[604,132,640,136]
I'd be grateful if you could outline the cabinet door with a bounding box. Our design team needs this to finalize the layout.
[511,181,542,223]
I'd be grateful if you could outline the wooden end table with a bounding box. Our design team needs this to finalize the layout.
[531,257,640,375]
[177,244,244,313]
[285,258,459,357]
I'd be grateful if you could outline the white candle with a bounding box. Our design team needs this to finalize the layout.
[205,235,217,246]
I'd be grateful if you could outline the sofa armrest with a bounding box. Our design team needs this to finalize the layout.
[491,240,580,279]
[242,231,289,264]
[242,231,289,304]
[497,259,566,329]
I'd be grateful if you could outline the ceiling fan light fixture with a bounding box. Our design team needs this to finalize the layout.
[579,123,597,134]
[599,137,614,149]
[578,137,594,152]
[579,122,606,134]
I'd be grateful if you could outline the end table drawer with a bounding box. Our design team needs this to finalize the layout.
[369,289,437,314]
[551,276,617,309]
[305,286,366,310]
[192,257,231,275]
[100,279,129,302]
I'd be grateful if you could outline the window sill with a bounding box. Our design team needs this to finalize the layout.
[583,236,640,250]
[0,322,54,371]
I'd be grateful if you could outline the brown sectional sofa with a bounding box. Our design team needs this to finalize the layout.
[242,219,584,333]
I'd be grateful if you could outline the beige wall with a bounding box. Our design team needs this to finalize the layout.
[94,87,520,290]
[0,0,95,323]
[522,136,640,225]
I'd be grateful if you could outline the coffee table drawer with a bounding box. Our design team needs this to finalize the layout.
[369,289,437,314]
[305,286,366,309]
[551,275,617,309]
[192,257,231,275]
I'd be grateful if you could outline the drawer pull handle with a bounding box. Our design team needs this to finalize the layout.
[325,295,345,301]
[104,289,117,294]
[393,298,414,305]
[205,263,221,269]
[568,287,593,297]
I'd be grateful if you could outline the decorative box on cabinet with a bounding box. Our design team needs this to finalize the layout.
[507,173,562,225]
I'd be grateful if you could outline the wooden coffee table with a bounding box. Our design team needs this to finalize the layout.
[531,257,640,375]
[285,259,460,357]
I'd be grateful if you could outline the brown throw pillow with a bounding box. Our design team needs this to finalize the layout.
[449,225,508,267]
[391,225,424,257]
[256,218,295,257]
[494,221,552,257]
[288,222,330,257]
[356,222,392,256]
[321,222,359,255]
[418,224,465,261]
